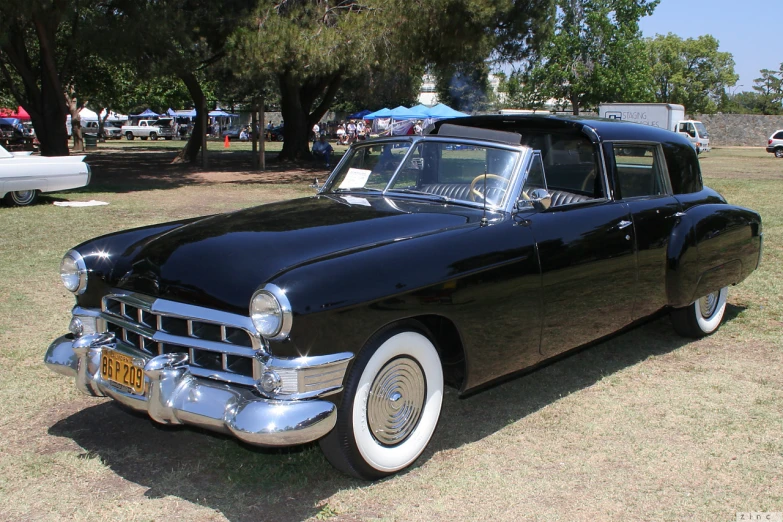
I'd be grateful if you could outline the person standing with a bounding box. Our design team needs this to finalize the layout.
[347,120,356,143]
[312,122,320,141]
[356,119,366,140]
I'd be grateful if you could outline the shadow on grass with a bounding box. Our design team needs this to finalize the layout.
[70,149,341,195]
[48,306,745,521]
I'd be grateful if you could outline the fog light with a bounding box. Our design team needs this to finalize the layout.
[69,317,84,337]
[259,370,281,393]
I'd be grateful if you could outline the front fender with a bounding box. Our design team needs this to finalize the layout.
[666,204,762,307]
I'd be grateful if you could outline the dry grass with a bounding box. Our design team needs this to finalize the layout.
[0,145,780,521]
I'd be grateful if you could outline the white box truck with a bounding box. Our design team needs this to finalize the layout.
[598,103,710,153]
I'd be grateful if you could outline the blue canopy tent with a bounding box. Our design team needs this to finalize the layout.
[136,108,159,117]
[166,108,176,117]
[348,109,372,119]
[427,103,468,118]
[208,109,231,117]
[364,108,392,120]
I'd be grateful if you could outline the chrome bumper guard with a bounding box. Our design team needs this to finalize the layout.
[45,332,342,447]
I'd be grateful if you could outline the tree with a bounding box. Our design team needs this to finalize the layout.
[230,0,556,161]
[750,66,783,115]
[523,0,658,115]
[102,0,252,164]
[645,33,738,114]
[0,1,102,155]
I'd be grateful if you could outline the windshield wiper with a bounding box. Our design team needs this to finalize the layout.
[387,188,450,201]
[331,187,383,193]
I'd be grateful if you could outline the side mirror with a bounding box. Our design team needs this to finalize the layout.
[517,188,551,211]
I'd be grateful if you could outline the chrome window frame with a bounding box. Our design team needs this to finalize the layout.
[607,140,674,200]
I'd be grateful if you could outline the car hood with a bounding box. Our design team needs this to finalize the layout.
[109,194,488,313]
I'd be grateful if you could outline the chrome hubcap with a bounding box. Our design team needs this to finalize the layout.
[698,292,719,319]
[13,190,35,204]
[367,356,426,446]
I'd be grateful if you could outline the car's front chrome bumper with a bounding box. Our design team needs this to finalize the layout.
[45,332,339,447]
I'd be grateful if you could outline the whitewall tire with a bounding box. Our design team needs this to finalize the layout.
[671,287,728,338]
[5,189,38,206]
[320,327,443,480]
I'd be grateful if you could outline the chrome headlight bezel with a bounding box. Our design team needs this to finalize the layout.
[250,284,292,341]
[60,249,87,294]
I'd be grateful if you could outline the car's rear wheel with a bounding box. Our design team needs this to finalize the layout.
[149,132,157,141]
[4,189,39,206]
[320,327,443,480]
[125,132,134,140]
[671,287,728,338]
[775,148,783,158]
[276,134,284,142]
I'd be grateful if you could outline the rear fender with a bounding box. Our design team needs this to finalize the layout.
[666,204,762,307]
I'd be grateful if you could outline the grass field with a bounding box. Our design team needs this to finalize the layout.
[0,146,781,521]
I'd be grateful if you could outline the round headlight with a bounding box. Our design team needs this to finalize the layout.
[250,291,282,337]
[250,285,293,340]
[60,250,87,294]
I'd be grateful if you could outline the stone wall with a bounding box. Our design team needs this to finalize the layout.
[693,114,783,147]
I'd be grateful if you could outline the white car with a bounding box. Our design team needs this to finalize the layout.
[0,144,91,206]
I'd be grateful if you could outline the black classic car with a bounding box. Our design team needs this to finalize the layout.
[45,115,762,480]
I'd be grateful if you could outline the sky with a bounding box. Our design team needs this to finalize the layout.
[638,0,777,93]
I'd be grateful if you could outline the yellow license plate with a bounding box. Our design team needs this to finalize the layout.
[100,350,145,395]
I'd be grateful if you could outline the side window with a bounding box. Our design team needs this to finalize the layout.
[522,153,547,194]
[678,123,688,133]
[612,144,670,199]
[774,131,783,140]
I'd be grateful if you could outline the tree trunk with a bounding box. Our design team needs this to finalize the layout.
[0,21,69,155]
[570,93,580,115]
[277,70,343,161]
[66,89,84,152]
[173,71,206,164]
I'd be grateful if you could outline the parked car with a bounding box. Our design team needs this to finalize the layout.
[0,144,90,206]
[766,129,783,158]
[121,119,175,140]
[266,124,284,141]
[83,120,123,140]
[45,115,762,479]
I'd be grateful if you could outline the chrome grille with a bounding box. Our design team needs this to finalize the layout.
[99,293,261,386]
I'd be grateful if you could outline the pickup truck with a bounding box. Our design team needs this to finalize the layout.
[120,119,174,141]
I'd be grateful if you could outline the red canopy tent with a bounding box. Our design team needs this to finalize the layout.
[0,106,31,120]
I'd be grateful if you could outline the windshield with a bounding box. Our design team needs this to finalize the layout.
[324,139,521,207]
[694,122,708,138]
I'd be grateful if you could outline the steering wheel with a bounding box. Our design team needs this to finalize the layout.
[469,174,510,203]
[580,169,596,192]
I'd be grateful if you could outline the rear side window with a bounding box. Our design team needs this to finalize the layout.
[612,144,671,198]
[774,131,783,140]
[661,142,702,194]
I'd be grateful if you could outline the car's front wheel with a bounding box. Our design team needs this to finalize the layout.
[320,327,444,480]
[149,132,157,141]
[671,287,728,338]
[4,189,39,206]
[775,148,783,158]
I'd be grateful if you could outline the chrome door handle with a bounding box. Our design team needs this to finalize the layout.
[617,220,632,229]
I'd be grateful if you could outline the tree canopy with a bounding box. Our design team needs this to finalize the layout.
[645,33,738,114]
[521,0,658,115]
